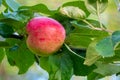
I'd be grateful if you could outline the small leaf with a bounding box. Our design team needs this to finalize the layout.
[84,40,101,66]
[96,36,115,57]
[0,48,5,63]
[60,6,86,20]
[6,40,35,74]
[0,22,14,38]
[5,0,21,11]
[85,0,108,14]
[19,4,56,16]
[62,1,90,16]
[40,45,73,80]
[94,62,120,76]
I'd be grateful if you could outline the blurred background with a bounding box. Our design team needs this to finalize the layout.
[0,0,120,80]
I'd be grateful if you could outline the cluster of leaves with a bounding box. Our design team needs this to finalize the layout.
[0,0,120,80]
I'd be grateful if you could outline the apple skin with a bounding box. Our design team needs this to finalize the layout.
[26,17,66,56]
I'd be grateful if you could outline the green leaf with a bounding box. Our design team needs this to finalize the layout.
[40,45,73,80]
[5,38,21,47]
[99,43,120,63]
[85,0,108,14]
[0,41,9,47]
[65,44,96,76]
[5,0,21,11]
[112,31,120,47]
[87,72,104,80]
[0,48,5,63]
[71,51,96,76]
[62,20,74,36]
[99,55,120,63]
[96,36,115,57]
[5,40,35,74]
[0,18,24,31]
[3,10,30,22]
[0,22,14,38]
[40,56,60,80]
[60,6,86,20]
[66,20,109,49]
[96,31,120,57]
[99,44,120,63]
[115,44,120,58]
[62,1,90,17]
[71,20,109,37]
[79,19,106,28]
[84,40,101,66]
[66,34,92,49]
[19,4,56,16]
[94,62,120,76]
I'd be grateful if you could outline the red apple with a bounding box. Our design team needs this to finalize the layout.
[26,17,66,56]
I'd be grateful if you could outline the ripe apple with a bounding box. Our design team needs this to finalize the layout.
[26,17,66,56]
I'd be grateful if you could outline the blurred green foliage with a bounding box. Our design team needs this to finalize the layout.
[1,0,120,80]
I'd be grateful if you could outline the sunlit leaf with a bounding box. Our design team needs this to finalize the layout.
[85,0,108,14]
[5,0,21,11]
[62,1,90,16]
[60,6,86,20]
[71,20,109,37]
[84,40,101,66]
[94,62,120,76]
[19,4,56,16]
[96,31,120,57]
[96,36,114,57]
[66,20,109,49]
